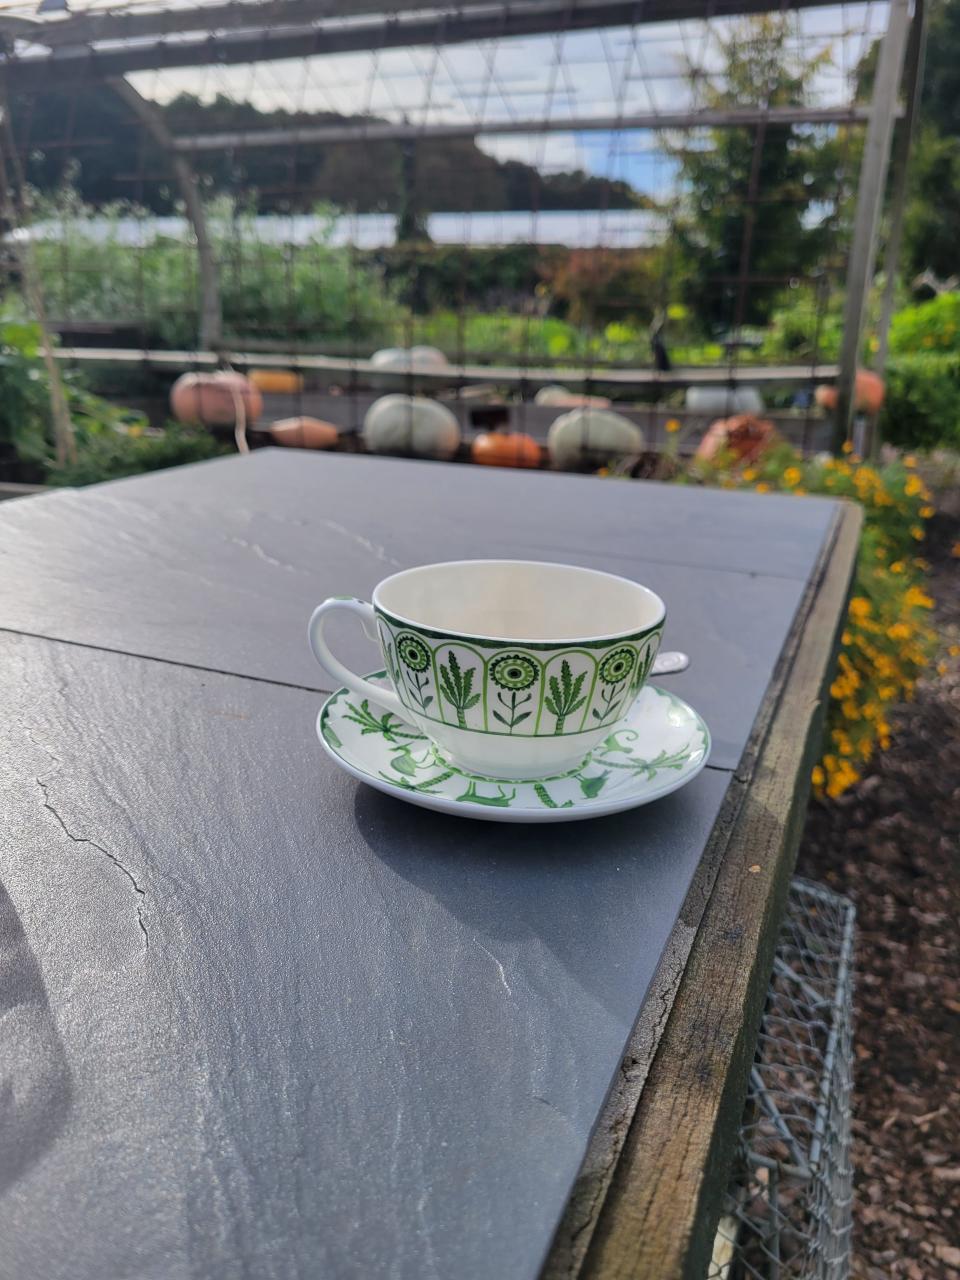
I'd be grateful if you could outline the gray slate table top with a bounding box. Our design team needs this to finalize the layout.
[0,450,838,768]
[0,453,842,1280]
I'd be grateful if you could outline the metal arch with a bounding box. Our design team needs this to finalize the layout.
[2,0,876,89]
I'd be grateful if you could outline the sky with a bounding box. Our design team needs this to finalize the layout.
[117,2,891,200]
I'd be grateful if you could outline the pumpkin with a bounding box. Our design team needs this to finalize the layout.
[534,384,611,409]
[370,345,450,372]
[695,414,777,464]
[685,386,765,417]
[249,368,305,395]
[471,430,541,469]
[547,408,643,469]
[269,417,339,450]
[363,395,461,460]
[170,372,263,427]
[815,369,885,416]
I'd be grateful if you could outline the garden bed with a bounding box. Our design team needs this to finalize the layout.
[796,501,960,1279]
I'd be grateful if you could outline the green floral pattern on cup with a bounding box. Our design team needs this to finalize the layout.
[377,613,663,739]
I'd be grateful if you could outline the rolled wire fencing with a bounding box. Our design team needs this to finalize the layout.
[709,876,856,1280]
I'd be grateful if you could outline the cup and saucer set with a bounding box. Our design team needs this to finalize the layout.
[309,560,709,823]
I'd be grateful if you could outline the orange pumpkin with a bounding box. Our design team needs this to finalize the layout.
[269,417,339,450]
[170,372,263,426]
[696,415,777,464]
[815,369,885,415]
[249,368,305,395]
[471,430,541,469]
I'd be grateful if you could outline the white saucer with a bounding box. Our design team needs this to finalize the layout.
[317,672,710,823]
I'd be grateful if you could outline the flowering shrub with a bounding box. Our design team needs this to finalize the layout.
[880,353,960,451]
[689,442,937,798]
[889,293,960,355]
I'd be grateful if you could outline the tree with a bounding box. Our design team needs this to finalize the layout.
[672,17,838,331]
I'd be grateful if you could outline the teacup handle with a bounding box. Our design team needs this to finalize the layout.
[308,598,405,716]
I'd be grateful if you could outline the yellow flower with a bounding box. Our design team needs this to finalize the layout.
[938,660,948,676]
[783,466,802,488]
[920,505,935,519]
[890,560,905,574]
[952,542,960,558]
[811,764,825,788]
[128,424,144,439]
[849,597,872,621]
[665,418,681,434]
[904,455,917,468]
[869,336,879,352]
[911,525,924,540]
[905,586,934,609]
[755,483,770,494]
[794,487,806,496]
[949,645,960,657]
[742,467,757,482]
[841,440,853,454]
[904,475,923,497]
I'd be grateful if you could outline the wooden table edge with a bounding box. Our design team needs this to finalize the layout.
[543,499,863,1280]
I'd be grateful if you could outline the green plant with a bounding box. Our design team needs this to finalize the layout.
[889,293,960,354]
[45,420,225,487]
[760,288,844,362]
[0,312,55,480]
[686,444,937,796]
[880,353,960,450]
[28,192,404,350]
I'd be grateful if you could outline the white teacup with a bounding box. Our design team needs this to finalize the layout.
[308,560,665,779]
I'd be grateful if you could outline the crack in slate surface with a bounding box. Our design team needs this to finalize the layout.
[36,777,149,948]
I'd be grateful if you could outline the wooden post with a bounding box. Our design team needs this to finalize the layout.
[834,0,912,453]
[868,0,928,457]
[109,78,223,353]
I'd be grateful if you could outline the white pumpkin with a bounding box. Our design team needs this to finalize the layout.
[547,408,644,468]
[370,345,450,373]
[535,384,611,409]
[685,386,764,417]
[363,395,461,460]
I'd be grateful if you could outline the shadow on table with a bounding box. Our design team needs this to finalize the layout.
[352,782,710,1025]
[0,881,73,1197]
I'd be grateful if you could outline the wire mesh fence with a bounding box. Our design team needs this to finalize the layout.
[709,876,856,1280]
[0,0,916,478]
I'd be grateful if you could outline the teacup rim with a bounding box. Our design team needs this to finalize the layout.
[372,558,666,649]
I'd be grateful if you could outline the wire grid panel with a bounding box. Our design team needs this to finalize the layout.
[709,876,855,1280]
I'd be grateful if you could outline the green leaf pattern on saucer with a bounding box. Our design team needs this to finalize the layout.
[318,672,711,823]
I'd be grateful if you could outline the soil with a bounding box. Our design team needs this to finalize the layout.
[796,501,960,1280]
